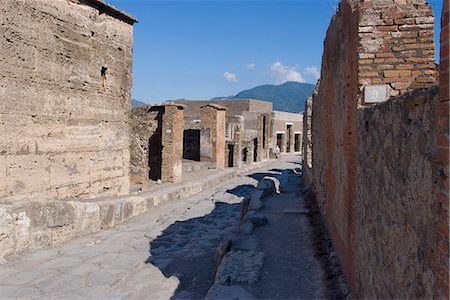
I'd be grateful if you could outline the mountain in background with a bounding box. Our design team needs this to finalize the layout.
[216,81,315,113]
[135,81,316,113]
[131,98,147,106]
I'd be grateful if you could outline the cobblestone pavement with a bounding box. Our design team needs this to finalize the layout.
[0,156,299,300]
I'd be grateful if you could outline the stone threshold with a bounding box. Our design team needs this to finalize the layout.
[0,159,275,260]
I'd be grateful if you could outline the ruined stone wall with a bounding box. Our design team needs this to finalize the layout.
[436,1,449,297]
[161,105,184,183]
[200,105,226,169]
[302,96,313,186]
[310,2,359,287]
[0,0,134,203]
[130,107,160,184]
[178,99,272,128]
[355,88,442,299]
[307,0,447,297]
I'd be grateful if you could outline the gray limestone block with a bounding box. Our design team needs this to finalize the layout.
[248,190,265,211]
[256,176,281,194]
[246,212,268,227]
[215,250,265,285]
[205,285,256,300]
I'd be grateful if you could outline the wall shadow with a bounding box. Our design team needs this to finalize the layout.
[146,202,241,300]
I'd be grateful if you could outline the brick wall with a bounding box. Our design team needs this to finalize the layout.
[306,0,445,296]
[357,0,437,97]
[0,0,135,202]
[310,0,359,289]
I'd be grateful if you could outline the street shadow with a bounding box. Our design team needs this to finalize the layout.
[225,184,256,197]
[246,172,278,181]
[146,201,241,300]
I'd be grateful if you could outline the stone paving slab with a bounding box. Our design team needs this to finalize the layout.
[0,157,290,299]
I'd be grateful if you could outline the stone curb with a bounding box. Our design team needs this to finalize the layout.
[206,173,281,299]
[0,159,277,260]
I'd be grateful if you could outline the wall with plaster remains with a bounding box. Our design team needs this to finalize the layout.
[0,0,135,203]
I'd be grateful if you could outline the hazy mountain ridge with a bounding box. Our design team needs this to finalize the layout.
[132,82,316,113]
[215,82,315,113]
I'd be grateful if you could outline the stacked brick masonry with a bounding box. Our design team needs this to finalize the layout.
[310,0,359,290]
[0,0,134,202]
[436,0,449,298]
[357,0,437,98]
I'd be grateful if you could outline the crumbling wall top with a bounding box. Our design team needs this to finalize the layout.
[201,103,228,111]
[75,0,138,24]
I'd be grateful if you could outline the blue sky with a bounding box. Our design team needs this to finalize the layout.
[110,0,443,104]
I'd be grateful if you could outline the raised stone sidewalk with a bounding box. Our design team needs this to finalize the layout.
[0,160,274,259]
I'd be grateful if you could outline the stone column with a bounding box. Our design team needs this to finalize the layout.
[161,103,185,183]
[200,104,227,169]
[257,113,271,161]
[233,118,244,168]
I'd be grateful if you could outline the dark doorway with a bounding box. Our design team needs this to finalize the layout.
[286,125,292,153]
[294,133,301,152]
[148,109,163,180]
[253,138,258,162]
[183,129,200,161]
[262,116,267,147]
[228,144,234,167]
[242,147,248,162]
[277,133,283,150]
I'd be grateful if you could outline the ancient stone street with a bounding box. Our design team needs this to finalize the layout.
[0,155,340,299]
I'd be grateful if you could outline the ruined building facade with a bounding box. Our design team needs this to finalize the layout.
[1,0,137,203]
[303,0,449,298]
[0,0,137,258]
[175,99,303,169]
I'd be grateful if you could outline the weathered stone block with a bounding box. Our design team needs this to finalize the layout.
[0,207,14,258]
[99,202,114,229]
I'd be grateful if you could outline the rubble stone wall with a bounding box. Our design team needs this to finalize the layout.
[302,97,313,186]
[0,0,134,203]
[305,0,445,297]
[436,0,449,297]
[130,107,161,184]
[355,88,442,299]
